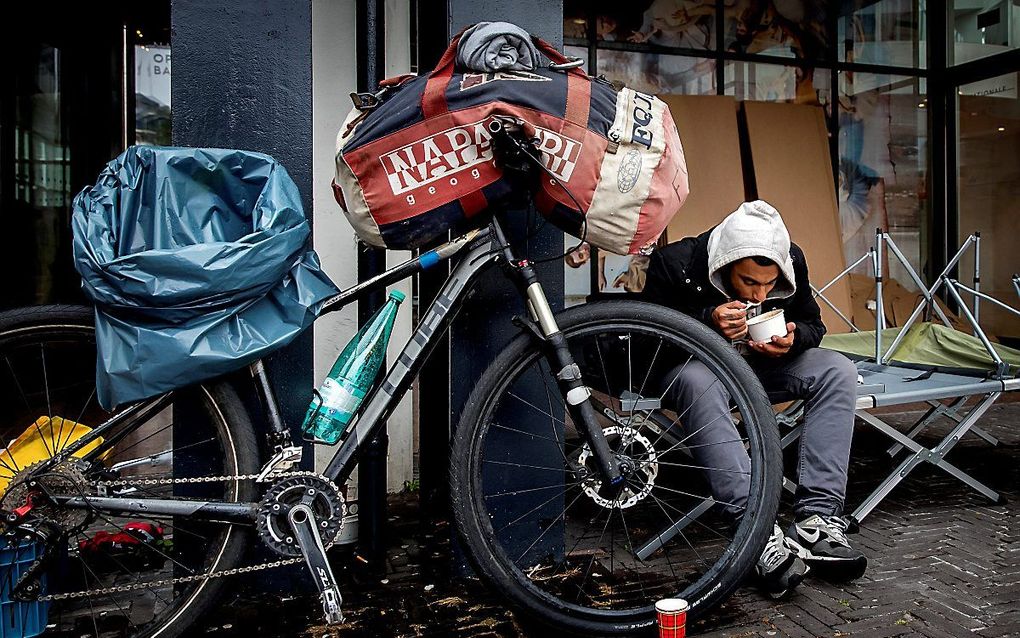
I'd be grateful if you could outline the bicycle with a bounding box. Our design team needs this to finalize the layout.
[0,126,781,638]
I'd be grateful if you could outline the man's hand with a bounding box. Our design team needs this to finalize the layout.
[711,301,748,340]
[749,322,796,357]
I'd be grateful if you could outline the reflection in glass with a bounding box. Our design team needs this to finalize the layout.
[724,0,830,60]
[724,62,830,106]
[563,0,588,40]
[13,44,72,305]
[592,0,715,50]
[839,0,926,68]
[135,45,172,146]
[952,0,1020,66]
[838,72,927,285]
[598,51,716,95]
[957,75,1020,340]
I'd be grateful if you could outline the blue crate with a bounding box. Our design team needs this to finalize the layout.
[0,537,49,638]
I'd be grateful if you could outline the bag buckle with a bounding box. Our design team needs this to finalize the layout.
[549,57,585,71]
[350,91,384,111]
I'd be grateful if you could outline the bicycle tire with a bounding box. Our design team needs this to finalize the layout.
[0,304,260,638]
[450,300,781,635]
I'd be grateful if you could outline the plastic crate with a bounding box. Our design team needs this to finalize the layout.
[0,537,48,638]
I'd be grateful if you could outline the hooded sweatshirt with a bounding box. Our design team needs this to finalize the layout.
[642,200,826,359]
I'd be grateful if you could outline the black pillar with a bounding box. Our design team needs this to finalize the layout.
[355,0,390,573]
[446,1,566,426]
[445,1,566,565]
[170,0,314,588]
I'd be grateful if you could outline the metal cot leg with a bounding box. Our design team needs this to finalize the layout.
[851,393,1003,524]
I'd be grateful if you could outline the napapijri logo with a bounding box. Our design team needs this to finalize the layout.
[533,126,582,183]
[460,70,551,91]
[380,121,582,197]
[380,121,495,195]
[617,149,642,193]
[630,91,656,149]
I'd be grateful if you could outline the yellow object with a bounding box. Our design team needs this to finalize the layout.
[0,416,105,496]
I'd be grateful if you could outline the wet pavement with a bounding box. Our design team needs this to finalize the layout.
[196,401,1020,637]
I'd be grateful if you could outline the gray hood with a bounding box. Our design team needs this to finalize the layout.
[707,200,796,300]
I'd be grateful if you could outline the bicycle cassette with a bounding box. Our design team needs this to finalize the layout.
[257,474,345,557]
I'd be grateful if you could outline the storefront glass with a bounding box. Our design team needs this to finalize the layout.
[951,0,1020,66]
[839,0,927,68]
[838,72,928,285]
[135,45,172,145]
[598,51,716,95]
[724,62,829,105]
[723,0,830,60]
[957,73,1020,341]
[10,44,73,305]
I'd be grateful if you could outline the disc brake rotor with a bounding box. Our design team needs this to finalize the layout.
[577,425,658,509]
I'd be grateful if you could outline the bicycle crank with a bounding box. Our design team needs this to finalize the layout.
[289,503,344,624]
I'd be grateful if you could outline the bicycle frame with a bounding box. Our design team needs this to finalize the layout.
[45,214,622,525]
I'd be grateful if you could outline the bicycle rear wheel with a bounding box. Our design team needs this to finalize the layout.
[0,305,259,638]
[451,301,781,634]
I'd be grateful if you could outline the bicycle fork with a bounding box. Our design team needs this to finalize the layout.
[509,256,624,491]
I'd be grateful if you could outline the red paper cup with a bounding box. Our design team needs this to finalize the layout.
[656,598,689,638]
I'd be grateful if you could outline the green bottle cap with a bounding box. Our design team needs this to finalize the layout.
[389,290,406,303]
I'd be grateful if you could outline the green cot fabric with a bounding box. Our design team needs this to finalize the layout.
[821,322,1020,376]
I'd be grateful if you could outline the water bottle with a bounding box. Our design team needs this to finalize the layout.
[302,290,405,444]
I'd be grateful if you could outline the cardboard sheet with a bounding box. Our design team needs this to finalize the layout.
[659,95,746,243]
[743,101,853,333]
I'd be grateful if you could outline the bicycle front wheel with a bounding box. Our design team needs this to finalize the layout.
[0,305,260,638]
[451,300,781,635]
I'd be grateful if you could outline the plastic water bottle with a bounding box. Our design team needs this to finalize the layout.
[302,290,405,444]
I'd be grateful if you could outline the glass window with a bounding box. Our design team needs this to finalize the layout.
[957,74,1020,340]
[838,72,928,284]
[952,0,1020,65]
[598,51,716,95]
[9,43,73,306]
[135,45,172,146]
[839,0,927,69]
[724,62,829,105]
[724,0,831,60]
[563,0,588,40]
[594,1,715,50]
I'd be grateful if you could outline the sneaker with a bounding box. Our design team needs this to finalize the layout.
[756,523,809,599]
[788,514,867,581]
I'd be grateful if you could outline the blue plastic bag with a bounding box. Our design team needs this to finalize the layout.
[72,146,339,409]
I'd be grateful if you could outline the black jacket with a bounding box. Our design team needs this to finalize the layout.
[641,229,826,359]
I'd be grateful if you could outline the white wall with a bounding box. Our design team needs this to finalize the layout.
[311,0,414,494]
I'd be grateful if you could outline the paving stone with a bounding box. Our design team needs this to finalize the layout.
[190,403,1020,637]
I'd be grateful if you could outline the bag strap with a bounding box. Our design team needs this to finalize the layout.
[421,30,590,128]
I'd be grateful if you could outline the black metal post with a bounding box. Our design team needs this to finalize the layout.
[414,0,453,525]
[356,0,389,573]
[929,3,949,283]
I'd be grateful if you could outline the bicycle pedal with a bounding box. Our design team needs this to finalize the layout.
[256,445,304,482]
[288,504,344,624]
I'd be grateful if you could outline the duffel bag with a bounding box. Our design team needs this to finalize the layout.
[333,27,689,255]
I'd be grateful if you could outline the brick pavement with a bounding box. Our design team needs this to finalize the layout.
[202,402,1020,637]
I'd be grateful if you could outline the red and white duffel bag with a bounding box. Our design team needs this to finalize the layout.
[333,27,689,255]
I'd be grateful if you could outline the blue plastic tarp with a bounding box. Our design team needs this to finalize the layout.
[72,146,339,409]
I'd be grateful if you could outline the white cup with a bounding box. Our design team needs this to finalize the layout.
[746,308,787,343]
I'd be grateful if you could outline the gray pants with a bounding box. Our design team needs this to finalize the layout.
[661,348,857,519]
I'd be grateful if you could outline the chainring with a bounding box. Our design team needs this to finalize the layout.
[257,474,345,557]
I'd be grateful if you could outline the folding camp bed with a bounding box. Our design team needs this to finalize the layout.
[808,230,1020,525]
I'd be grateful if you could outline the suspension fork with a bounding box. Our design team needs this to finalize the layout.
[492,225,624,489]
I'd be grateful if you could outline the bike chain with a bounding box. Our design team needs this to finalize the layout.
[37,470,326,602]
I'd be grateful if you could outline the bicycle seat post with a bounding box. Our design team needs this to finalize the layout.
[489,218,624,491]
